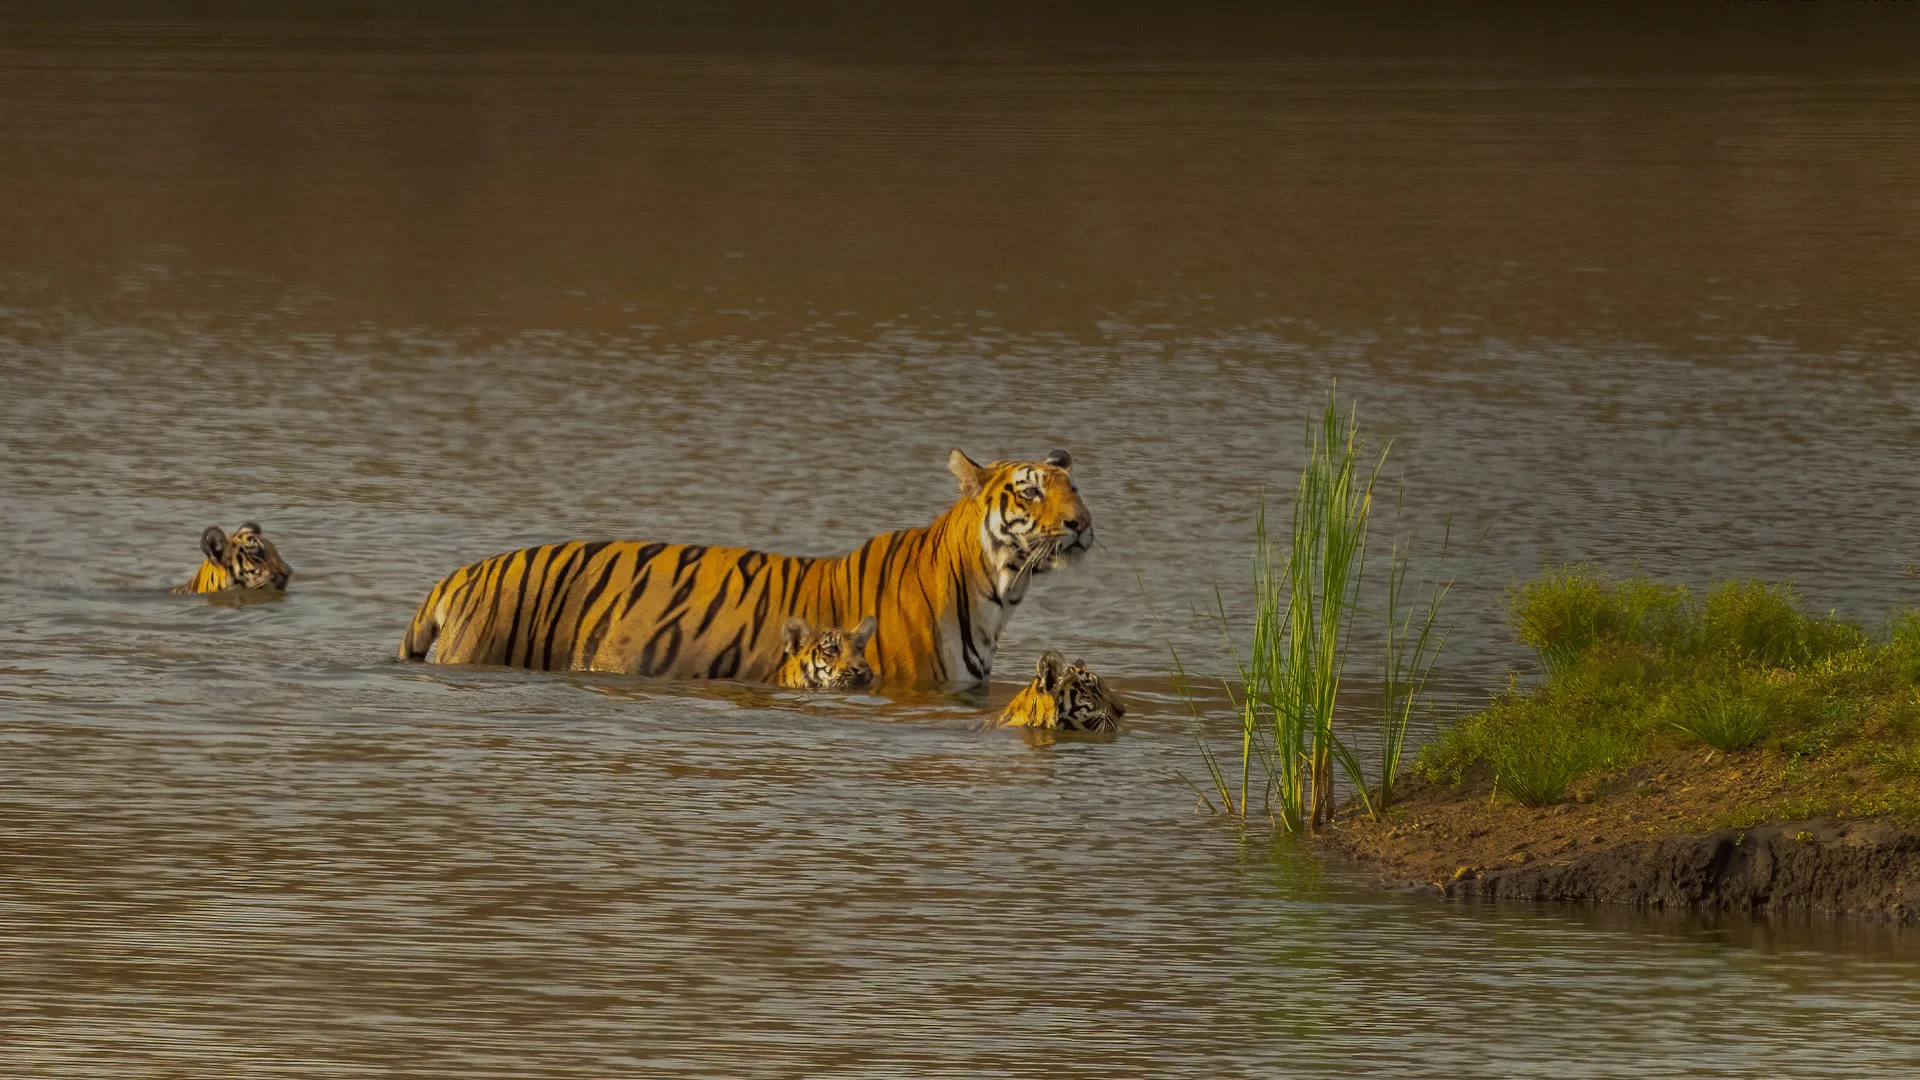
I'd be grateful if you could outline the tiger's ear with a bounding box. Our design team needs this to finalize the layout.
[1035,650,1065,691]
[849,615,877,653]
[239,521,264,535]
[200,526,229,561]
[782,617,811,656]
[1045,449,1072,470]
[948,449,990,497]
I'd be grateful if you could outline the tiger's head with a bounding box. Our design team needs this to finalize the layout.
[948,448,1092,596]
[194,522,292,591]
[776,615,877,690]
[999,651,1126,733]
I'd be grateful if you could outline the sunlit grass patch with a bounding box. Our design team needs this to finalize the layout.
[1507,567,1687,672]
[1418,563,1920,810]
[1662,682,1773,754]
[1871,743,1920,780]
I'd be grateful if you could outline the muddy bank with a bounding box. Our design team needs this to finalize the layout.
[1324,773,1920,924]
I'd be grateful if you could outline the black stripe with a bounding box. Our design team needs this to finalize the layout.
[639,619,683,677]
[662,571,699,621]
[673,544,709,583]
[783,556,813,613]
[474,551,523,663]
[571,545,625,642]
[748,570,774,649]
[706,627,744,680]
[538,542,597,671]
[580,587,623,668]
[522,543,579,666]
[873,532,907,603]
[694,567,733,637]
[953,570,984,681]
[502,544,558,667]
[616,543,669,617]
[736,549,767,582]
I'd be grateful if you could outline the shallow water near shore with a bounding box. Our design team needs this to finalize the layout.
[6,10,1920,1077]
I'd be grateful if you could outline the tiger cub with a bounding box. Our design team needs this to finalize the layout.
[775,615,877,690]
[998,651,1125,733]
[173,522,293,594]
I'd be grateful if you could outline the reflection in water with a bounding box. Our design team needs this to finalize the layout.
[3,13,1920,1078]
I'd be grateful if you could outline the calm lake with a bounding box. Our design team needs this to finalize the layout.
[5,10,1920,1077]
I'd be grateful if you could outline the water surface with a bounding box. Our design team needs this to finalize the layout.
[5,14,1920,1077]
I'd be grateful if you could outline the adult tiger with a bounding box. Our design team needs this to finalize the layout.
[173,522,293,594]
[397,449,1092,691]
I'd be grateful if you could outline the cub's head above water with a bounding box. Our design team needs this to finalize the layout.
[947,448,1092,576]
[175,522,292,594]
[776,615,877,690]
[998,651,1126,733]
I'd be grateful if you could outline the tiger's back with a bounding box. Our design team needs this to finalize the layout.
[402,540,796,680]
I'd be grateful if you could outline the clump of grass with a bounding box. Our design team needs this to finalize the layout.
[1508,568,1687,672]
[1486,718,1624,806]
[1871,743,1920,780]
[1418,644,1650,805]
[1691,580,1865,669]
[1419,563,1920,808]
[1663,683,1772,753]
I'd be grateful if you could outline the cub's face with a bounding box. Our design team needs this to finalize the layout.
[202,523,292,590]
[949,448,1093,575]
[778,616,877,690]
[1029,651,1126,732]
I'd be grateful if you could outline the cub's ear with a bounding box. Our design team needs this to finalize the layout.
[782,617,811,656]
[1045,449,1072,470]
[947,449,990,497]
[849,615,877,652]
[1035,650,1065,691]
[238,521,264,535]
[200,526,229,561]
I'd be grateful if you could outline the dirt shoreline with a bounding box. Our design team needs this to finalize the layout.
[1322,771,1920,924]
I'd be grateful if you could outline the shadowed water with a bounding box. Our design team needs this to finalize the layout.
[5,11,1920,1077]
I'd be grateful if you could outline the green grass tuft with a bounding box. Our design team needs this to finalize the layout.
[1506,567,1687,672]
[1871,743,1920,780]
[1663,682,1773,753]
[1420,563,1920,808]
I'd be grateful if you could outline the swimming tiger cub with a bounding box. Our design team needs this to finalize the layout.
[997,651,1126,733]
[173,522,293,594]
[775,615,877,690]
[398,448,1093,691]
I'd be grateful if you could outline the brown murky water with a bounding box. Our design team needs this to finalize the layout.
[5,11,1920,1077]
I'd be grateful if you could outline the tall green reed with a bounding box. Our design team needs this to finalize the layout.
[1175,387,1456,831]
[1377,514,1458,813]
